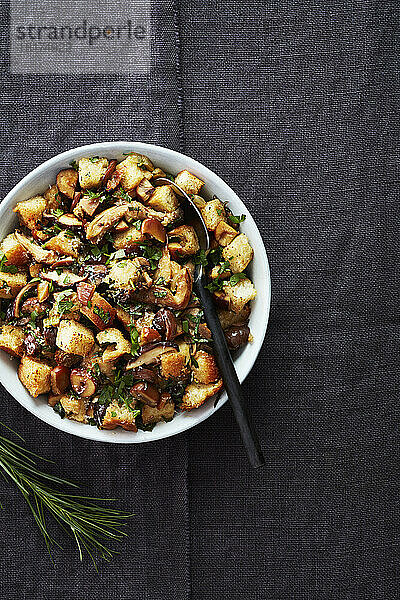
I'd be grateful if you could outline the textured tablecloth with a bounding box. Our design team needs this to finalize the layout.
[0,1,398,598]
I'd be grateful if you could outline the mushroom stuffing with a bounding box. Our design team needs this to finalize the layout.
[0,154,256,432]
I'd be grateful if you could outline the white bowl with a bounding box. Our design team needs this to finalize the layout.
[0,142,271,443]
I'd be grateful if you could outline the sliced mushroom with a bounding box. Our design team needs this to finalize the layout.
[96,328,131,362]
[76,281,95,306]
[126,341,178,369]
[50,365,70,395]
[133,267,192,310]
[86,204,130,244]
[15,232,57,264]
[37,280,50,303]
[105,169,122,191]
[12,280,39,318]
[41,270,87,287]
[56,168,78,200]
[101,159,117,188]
[136,178,155,202]
[70,368,96,397]
[71,191,81,212]
[141,218,166,243]
[129,366,159,385]
[58,213,83,227]
[130,382,159,407]
[152,308,178,340]
[140,326,162,345]
[51,257,75,268]
[79,292,116,330]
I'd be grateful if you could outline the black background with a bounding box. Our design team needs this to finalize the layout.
[0,1,399,598]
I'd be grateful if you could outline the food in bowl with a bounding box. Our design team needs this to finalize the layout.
[0,153,256,432]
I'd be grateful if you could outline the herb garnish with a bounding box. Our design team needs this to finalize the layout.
[0,423,131,565]
[0,255,17,274]
[228,213,246,224]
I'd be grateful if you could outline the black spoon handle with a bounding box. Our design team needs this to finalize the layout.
[194,275,265,469]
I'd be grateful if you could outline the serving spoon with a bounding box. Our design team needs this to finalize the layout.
[154,178,264,468]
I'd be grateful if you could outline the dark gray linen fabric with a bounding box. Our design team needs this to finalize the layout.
[179,1,399,599]
[0,1,190,599]
[0,0,399,598]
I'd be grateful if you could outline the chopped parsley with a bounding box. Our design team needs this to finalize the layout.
[153,289,168,298]
[129,323,140,356]
[93,305,111,324]
[229,273,246,286]
[0,255,17,274]
[53,402,65,419]
[70,160,78,171]
[194,249,208,267]
[228,213,246,224]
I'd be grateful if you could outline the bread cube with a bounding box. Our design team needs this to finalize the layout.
[56,319,95,356]
[201,199,226,231]
[115,155,151,193]
[0,325,25,357]
[142,400,175,425]
[44,231,81,257]
[191,350,219,384]
[222,277,256,313]
[18,356,52,397]
[13,195,46,232]
[222,233,254,273]
[101,399,137,431]
[168,225,199,257]
[0,234,29,265]
[113,224,144,250]
[78,157,109,189]
[174,170,204,195]
[51,394,86,422]
[181,379,223,410]
[147,185,179,212]
[160,351,188,379]
[44,185,60,210]
[214,221,238,247]
[0,271,27,298]
[107,259,141,289]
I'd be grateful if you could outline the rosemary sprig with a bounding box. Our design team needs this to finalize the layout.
[0,423,132,567]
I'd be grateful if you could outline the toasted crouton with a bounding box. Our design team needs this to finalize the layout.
[0,234,29,265]
[107,259,141,289]
[56,319,95,356]
[222,277,256,313]
[168,225,199,258]
[0,271,27,299]
[181,379,223,410]
[101,399,137,431]
[222,233,254,274]
[57,394,87,422]
[174,170,204,195]
[214,221,239,247]
[78,157,109,189]
[44,231,81,257]
[115,155,152,193]
[147,185,179,212]
[44,185,60,210]
[201,199,226,231]
[96,328,131,362]
[160,351,188,379]
[0,325,25,357]
[18,356,52,397]
[113,224,144,249]
[191,350,219,384]
[142,400,175,425]
[13,195,46,232]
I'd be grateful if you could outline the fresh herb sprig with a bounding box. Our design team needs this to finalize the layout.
[0,424,131,566]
